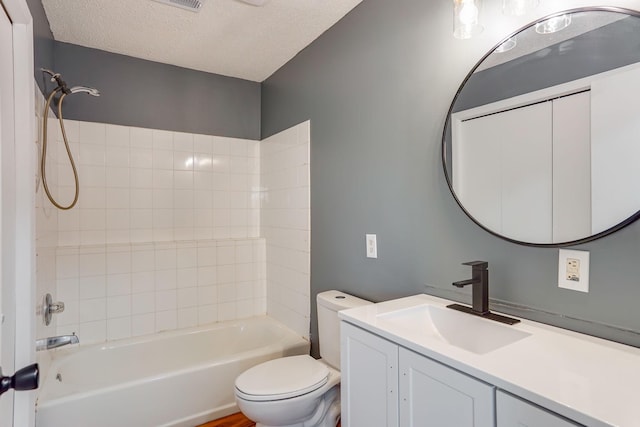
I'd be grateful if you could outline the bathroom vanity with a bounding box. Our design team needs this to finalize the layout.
[339,294,640,427]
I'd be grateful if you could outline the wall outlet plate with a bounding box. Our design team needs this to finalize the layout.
[558,249,589,292]
[366,234,377,259]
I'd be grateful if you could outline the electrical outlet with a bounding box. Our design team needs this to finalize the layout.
[366,234,377,259]
[558,249,589,292]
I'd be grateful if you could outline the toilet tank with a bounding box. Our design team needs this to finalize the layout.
[317,290,372,369]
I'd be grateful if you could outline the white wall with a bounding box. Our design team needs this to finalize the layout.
[261,121,311,339]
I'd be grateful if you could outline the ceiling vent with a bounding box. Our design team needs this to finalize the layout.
[152,0,203,12]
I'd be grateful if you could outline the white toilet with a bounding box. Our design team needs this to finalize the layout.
[234,290,372,427]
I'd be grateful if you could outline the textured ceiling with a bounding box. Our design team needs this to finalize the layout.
[41,0,363,82]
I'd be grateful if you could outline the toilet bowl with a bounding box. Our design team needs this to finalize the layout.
[234,291,372,427]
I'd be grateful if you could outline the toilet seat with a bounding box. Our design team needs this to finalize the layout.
[235,355,329,402]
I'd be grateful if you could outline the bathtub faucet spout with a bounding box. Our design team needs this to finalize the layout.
[36,333,79,351]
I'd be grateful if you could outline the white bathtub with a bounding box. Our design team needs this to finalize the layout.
[36,316,309,427]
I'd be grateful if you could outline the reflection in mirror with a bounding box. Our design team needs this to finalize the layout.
[443,8,640,246]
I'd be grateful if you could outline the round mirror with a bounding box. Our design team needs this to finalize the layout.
[443,7,640,247]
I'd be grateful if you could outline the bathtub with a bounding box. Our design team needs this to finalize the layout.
[36,316,310,427]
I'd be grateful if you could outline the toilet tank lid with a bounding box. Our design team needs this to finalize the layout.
[317,290,372,311]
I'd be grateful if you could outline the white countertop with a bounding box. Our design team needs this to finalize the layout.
[339,294,640,427]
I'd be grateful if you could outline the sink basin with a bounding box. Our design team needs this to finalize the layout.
[377,304,531,355]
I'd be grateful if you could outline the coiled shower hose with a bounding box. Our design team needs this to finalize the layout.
[41,87,79,210]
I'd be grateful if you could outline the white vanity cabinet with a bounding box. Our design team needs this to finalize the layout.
[399,347,494,427]
[341,321,583,427]
[341,322,494,427]
[496,391,582,427]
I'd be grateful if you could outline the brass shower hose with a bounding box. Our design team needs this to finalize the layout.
[41,87,79,210]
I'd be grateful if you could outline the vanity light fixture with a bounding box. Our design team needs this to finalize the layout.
[535,14,572,34]
[453,0,483,39]
[502,0,538,16]
[495,36,517,52]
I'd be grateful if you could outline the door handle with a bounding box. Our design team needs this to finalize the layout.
[0,363,39,397]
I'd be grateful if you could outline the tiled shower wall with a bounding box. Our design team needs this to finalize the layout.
[262,122,311,339]
[36,110,309,344]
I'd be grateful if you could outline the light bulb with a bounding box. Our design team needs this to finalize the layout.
[459,0,479,25]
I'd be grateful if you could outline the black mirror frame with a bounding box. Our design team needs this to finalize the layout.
[442,6,640,248]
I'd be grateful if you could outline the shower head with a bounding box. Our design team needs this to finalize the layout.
[69,86,100,97]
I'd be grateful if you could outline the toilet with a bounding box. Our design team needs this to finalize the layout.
[234,290,372,427]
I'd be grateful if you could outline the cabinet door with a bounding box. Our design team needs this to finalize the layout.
[399,348,495,427]
[341,322,399,427]
[497,390,581,426]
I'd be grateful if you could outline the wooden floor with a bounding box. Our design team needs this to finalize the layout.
[197,412,255,427]
[198,412,341,427]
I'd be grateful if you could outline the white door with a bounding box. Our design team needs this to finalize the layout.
[0,1,37,425]
[0,3,17,425]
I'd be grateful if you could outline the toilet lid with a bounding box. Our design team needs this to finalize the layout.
[235,355,329,401]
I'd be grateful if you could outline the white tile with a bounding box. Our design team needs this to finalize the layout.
[156,271,177,290]
[198,305,218,325]
[106,166,130,188]
[155,248,177,270]
[152,130,173,150]
[153,170,173,188]
[132,313,155,336]
[194,190,213,209]
[132,292,155,314]
[217,244,235,265]
[106,146,129,167]
[173,132,194,151]
[174,151,194,171]
[80,209,106,231]
[78,252,106,277]
[79,298,106,322]
[178,308,198,328]
[131,249,155,272]
[177,268,198,288]
[194,154,213,171]
[79,165,106,187]
[177,247,197,268]
[56,254,79,279]
[153,149,173,170]
[107,295,131,318]
[79,187,106,209]
[131,271,155,294]
[155,310,177,332]
[57,278,79,301]
[107,273,131,296]
[78,320,106,344]
[174,209,194,228]
[130,127,153,149]
[79,276,106,300]
[106,124,130,147]
[218,302,237,321]
[174,170,193,189]
[79,122,106,145]
[194,172,213,191]
[156,290,177,311]
[197,285,217,305]
[212,137,230,156]
[177,287,198,308]
[218,283,237,302]
[174,190,194,208]
[153,209,174,229]
[130,191,152,209]
[193,134,213,154]
[106,209,130,230]
[80,230,106,245]
[107,317,132,341]
[56,300,79,326]
[153,189,173,209]
[107,251,131,275]
[237,299,255,319]
[106,188,130,209]
[130,229,153,243]
[130,168,153,188]
[130,148,153,169]
[229,140,248,157]
[79,144,106,166]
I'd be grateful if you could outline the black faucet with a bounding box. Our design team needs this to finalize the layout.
[452,261,489,314]
[448,261,519,325]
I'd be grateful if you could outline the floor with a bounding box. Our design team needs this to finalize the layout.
[198,412,342,427]
[198,412,255,427]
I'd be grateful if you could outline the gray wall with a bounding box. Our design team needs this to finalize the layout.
[26,0,260,140]
[50,43,260,139]
[26,0,54,94]
[262,0,640,354]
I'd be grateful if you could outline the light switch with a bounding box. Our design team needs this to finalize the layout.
[366,234,377,259]
[558,249,589,292]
